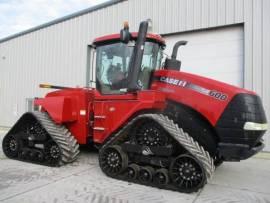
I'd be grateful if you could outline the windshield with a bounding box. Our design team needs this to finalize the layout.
[96,41,163,94]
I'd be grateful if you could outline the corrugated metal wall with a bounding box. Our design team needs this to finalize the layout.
[0,0,269,149]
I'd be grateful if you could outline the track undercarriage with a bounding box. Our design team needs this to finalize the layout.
[2,111,80,166]
[2,112,214,192]
[99,114,215,193]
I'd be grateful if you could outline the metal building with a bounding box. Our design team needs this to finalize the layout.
[0,0,269,150]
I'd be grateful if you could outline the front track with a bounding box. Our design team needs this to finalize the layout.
[99,114,215,193]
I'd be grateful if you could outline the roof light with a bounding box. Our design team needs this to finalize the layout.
[123,21,129,29]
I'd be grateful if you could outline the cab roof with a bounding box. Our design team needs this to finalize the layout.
[93,32,165,46]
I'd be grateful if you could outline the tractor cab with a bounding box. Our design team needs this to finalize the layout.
[92,24,165,94]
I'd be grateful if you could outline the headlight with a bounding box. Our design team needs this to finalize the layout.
[243,122,268,131]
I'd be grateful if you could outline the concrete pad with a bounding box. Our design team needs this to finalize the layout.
[196,184,270,203]
[0,131,270,203]
[0,153,97,201]
[0,152,197,203]
[1,164,196,203]
[210,159,270,194]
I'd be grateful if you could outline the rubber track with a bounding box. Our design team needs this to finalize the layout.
[33,111,80,165]
[100,113,215,181]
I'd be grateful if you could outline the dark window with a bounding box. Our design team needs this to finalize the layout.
[96,41,163,94]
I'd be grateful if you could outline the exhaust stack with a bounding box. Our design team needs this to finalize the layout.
[164,40,187,71]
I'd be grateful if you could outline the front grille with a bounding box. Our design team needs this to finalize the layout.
[215,93,267,147]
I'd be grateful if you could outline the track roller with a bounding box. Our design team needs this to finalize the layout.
[126,164,140,179]
[138,166,155,183]
[154,168,169,186]
[35,150,44,162]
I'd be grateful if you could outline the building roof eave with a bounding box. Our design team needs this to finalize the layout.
[0,0,125,44]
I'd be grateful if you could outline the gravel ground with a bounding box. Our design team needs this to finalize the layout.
[0,130,270,203]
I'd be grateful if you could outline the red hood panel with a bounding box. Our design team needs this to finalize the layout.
[151,70,255,126]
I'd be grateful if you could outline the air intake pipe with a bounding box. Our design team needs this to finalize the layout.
[164,40,187,71]
[127,21,148,92]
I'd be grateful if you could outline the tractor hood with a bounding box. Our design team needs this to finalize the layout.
[151,69,257,126]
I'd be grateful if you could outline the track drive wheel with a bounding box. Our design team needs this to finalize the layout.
[99,145,128,177]
[126,164,140,179]
[169,154,206,193]
[154,168,169,186]
[133,119,169,147]
[138,166,155,183]
[2,134,20,158]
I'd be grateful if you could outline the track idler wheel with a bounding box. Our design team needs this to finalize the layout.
[2,134,20,158]
[126,164,140,180]
[169,154,206,193]
[138,166,155,183]
[44,141,61,165]
[154,168,169,186]
[99,145,128,177]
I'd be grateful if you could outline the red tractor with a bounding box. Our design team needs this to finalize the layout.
[2,21,268,193]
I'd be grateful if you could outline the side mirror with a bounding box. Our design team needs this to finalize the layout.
[120,22,131,43]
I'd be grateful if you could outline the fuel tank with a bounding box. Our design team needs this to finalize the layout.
[35,88,95,144]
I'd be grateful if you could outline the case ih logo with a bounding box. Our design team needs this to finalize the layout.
[160,76,187,87]
[158,76,228,101]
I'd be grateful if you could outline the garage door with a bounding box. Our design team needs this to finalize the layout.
[163,26,244,87]
[164,26,270,152]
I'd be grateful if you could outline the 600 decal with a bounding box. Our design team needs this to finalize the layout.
[209,91,228,101]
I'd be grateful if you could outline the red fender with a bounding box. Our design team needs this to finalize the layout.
[34,96,77,124]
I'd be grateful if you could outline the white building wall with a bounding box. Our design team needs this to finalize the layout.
[0,0,269,149]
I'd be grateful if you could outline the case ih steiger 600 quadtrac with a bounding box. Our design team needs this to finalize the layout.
[2,21,268,193]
